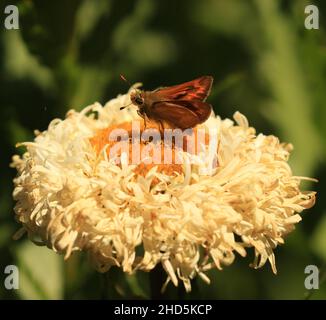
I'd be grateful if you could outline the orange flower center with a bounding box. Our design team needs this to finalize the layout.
[90,120,211,180]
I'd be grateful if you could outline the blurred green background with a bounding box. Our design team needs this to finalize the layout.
[0,0,325,300]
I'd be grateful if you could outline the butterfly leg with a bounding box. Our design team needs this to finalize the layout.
[144,116,147,131]
[137,109,147,130]
[158,120,165,140]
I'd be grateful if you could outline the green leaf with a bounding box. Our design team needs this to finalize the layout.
[0,224,14,248]
[311,213,326,262]
[7,119,32,147]
[15,241,63,299]
[2,31,54,90]
[125,272,149,299]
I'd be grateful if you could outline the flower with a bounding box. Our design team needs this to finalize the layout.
[12,87,316,292]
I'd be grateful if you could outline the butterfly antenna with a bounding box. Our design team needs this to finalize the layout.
[119,74,135,110]
[120,74,132,87]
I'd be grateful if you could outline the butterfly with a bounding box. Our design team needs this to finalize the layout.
[121,76,213,131]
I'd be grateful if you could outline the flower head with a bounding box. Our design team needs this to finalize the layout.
[12,87,316,291]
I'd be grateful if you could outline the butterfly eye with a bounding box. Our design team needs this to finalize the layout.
[135,96,144,105]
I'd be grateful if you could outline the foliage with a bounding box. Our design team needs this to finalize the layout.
[0,0,325,299]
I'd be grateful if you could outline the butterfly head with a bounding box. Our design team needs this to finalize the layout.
[130,89,144,106]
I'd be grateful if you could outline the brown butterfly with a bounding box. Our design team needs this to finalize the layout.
[121,76,213,130]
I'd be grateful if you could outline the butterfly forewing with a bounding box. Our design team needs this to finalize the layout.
[154,76,213,102]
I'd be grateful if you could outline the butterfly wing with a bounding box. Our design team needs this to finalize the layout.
[150,100,212,129]
[154,76,213,102]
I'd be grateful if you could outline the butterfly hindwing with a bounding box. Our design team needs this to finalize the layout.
[150,100,212,129]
